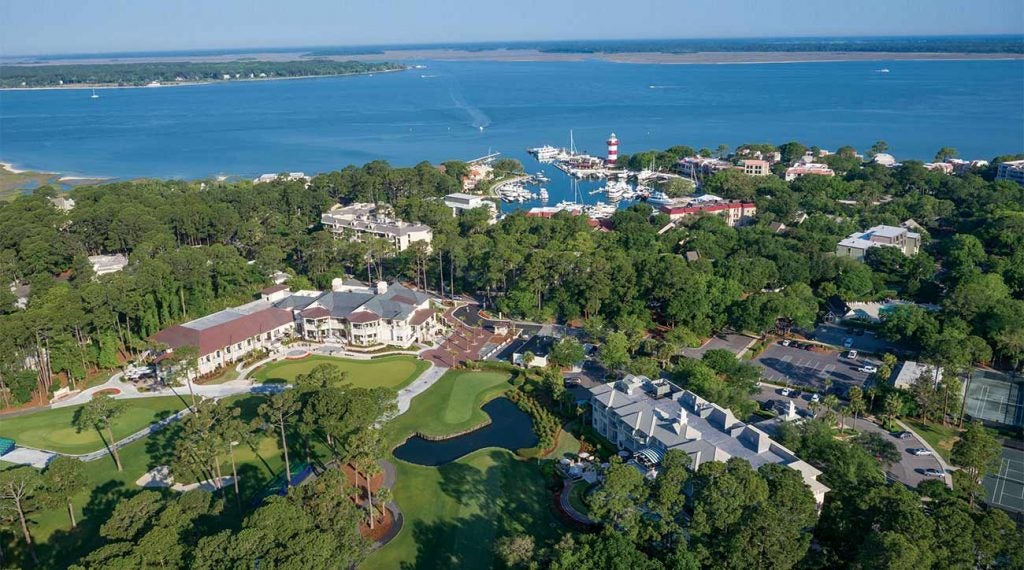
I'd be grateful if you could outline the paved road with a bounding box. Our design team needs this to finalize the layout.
[754,342,874,394]
[752,385,948,487]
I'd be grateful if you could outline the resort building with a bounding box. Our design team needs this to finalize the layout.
[890,360,943,390]
[785,163,835,181]
[443,193,498,223]
[253,172,310,184]
[739,159,771,176]
[282,280,441,348]
[512,335,556,368]
[836,225,921,260]
[923,162,954,174]
[153,299,296,376]
[944,158,988,174]
[88,254,129,276]
[659,197,757,227]
[321,203,433,252]
[589,375,829,505]
[995,160,1024,186]
[675,157,734,179]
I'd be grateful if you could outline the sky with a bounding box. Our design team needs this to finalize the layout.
[1,0,1022,56]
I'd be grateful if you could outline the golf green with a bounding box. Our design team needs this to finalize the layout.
[251,355,428,391]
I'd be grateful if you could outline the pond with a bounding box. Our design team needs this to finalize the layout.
[393,398,538,466]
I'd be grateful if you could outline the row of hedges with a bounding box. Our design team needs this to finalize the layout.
[507,390,560,453]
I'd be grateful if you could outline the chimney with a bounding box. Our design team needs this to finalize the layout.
[376,281,388,295]
[674,408,688,434]
[634,410,643,432]
[648,413,656,438]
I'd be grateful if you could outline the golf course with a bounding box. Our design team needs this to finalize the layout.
[252,355,429,390]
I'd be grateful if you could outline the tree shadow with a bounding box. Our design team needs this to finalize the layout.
[35,479,133,569]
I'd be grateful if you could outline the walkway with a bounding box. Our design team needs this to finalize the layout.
[558,480,596,527]
[396,363,448,415]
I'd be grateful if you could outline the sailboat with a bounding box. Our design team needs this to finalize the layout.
[90,89,99,99]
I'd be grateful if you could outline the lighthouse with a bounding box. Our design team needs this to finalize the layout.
[606,132,619,166]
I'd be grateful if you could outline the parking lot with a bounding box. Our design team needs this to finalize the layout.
[752,386,947,487]
[681,332,756,359]
[811,322,899,355]
[755,342,874,393]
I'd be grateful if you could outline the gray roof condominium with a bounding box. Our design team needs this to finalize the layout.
[589,375,829,505]
[321,203,433,252]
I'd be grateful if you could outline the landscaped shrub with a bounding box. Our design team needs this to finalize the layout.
[508,390,559,452]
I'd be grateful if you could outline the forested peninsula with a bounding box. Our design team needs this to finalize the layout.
[0,60,405,88]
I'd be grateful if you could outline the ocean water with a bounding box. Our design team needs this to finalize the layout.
[1,58,1022,209]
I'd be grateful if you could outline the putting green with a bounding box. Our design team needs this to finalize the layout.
[251,355,428,391]
[0,396,188,455]
[387,370,513,444]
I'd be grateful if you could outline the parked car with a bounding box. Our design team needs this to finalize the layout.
[858,365,878,374]
[922,468,945,478]
[896,431,913,439]
[843,337,854,348]
[802,343,814,351]
[846,350,859,360]
[910,448,933,456]
[564,378,582,387]
[780,388,792,397]
[780,339,791,347]
[810,394,820,403]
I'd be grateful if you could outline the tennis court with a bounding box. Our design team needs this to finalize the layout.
[984,446,1024,514]
[965,369,1023,428]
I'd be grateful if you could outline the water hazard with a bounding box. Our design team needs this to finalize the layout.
[392,398,538,466]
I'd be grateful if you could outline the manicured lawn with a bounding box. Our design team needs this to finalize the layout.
[568,481,594,516]
[905,419,960,460]
[0,396,189,454]
[364,448,564,570]
[386,370,513,445]
[16,393,289,568]
[543,427,581,461]
[251,355,428,391]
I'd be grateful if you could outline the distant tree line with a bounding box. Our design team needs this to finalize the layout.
[0,60,404,88]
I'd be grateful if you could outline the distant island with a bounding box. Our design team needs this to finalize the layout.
[0,59,405,89]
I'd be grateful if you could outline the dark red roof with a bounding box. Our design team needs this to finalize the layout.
[409,308,433,326]
[153,308,294,357]
[300,307,331,319]
[262,284,289,295]
[347,311,380,323]
[659,202,755,215]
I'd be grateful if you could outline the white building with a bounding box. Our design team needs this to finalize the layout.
[891,361,944,390]
[785,163,835,182]
[253,172,311,184]
[88,254,129,276]
[676,157,734,179]
[444,193,498,223]
[279,280,442,348]
[321,203,433,252]
[836,225,921,260]
[49,196,76,211]
[872,153,897,167]
[739,159,771,176]
[153,294,296,376]
[995,160,1024,186]
[589,375,829,505]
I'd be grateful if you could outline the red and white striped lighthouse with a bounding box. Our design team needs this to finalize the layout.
[606,132,619,165]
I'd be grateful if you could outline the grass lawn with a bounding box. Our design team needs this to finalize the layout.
[0,396,189,454]
[543,427,582,461]
[251,355,428,391]
[905,419,960,460]
[12,392,290,568]
[364,449,565,569]
[386,370,513,445]
[567,481,594,516]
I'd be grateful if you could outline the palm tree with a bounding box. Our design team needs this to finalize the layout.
[847,386,866,432]
[374,487,393,524]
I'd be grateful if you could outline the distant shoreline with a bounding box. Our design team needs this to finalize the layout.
[4,49,1021,69]
[0,66,405,91]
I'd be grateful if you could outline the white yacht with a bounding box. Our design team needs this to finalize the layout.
[90,89,99,99]
[647,191,674,206]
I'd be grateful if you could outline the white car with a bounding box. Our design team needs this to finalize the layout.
[910,448,933,456]
[810,394,820,403]
[846,350,858,360]
[780,388,792,397]
[923,468,945,478]
[780,339,791,347]
[858,365,878,374]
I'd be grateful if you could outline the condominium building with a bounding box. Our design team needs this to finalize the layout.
[589,375,829,505]
[995,160,1024,186]
[785,163,835,182]
[659,197,757,227]
[321,203,433,252]
[740,159,771,176]
[443,193,498,223]
[836,225,921,260]
[675,157,734,179]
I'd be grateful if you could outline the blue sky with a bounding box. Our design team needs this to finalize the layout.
[2,0,1021,56]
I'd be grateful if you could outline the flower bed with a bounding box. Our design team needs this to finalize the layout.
[91,388,121,398]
